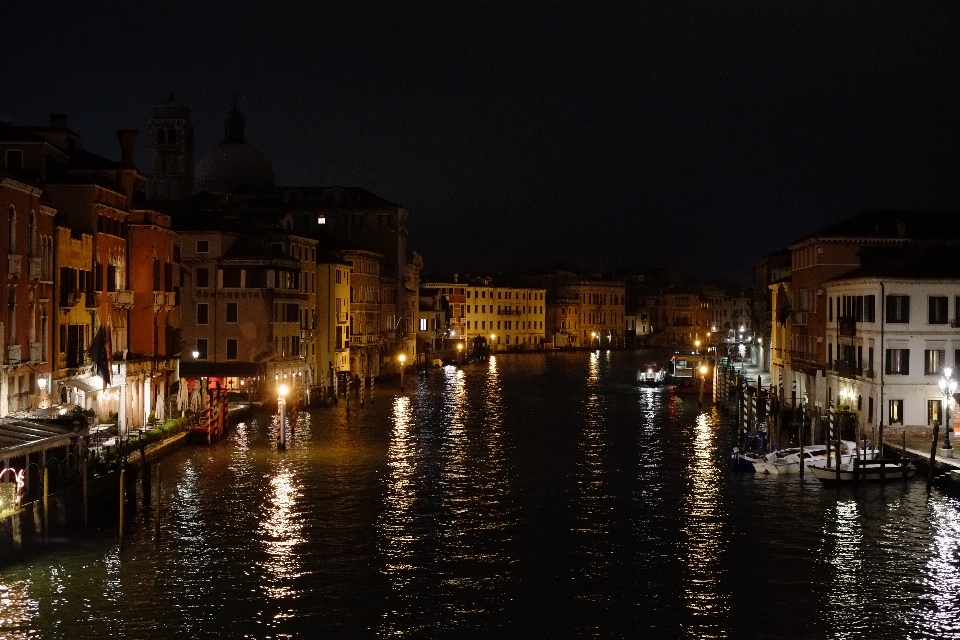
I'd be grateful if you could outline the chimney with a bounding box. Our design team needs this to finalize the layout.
[117,129,137,167]
[50,113,68,129]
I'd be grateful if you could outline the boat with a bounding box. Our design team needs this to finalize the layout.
[808,458,915,483]
[638,362,666,386]
[730,430,776,473]
[733,437,876,475]
[764,441,877,475]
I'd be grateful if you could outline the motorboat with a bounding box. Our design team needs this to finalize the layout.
[730,430,776,473]
[638,362,666,386]
[733,437,876,475]
[809,458,915,483]
[766,441,877,475]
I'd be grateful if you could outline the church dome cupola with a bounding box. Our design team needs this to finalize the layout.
[194,104,275,194]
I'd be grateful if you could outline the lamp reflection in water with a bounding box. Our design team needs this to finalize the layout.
[259,463,304,603]
[682,413,729,636]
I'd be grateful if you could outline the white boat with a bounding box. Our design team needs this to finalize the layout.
[808,458,915,483]
[637,363,666,386]
[751,442,876,475]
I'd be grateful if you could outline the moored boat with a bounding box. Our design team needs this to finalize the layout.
[808,458,915,483]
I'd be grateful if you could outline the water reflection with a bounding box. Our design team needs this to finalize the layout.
[573,349,615,627]
[258,463,304,602]
[0,580,37,637]
[914,500,960,638]
[682,412,729,638]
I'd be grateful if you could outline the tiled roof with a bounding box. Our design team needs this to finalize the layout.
[795,209,960,244]
[832,244,960,280]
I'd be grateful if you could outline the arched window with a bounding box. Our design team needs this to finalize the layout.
[29,211,36,257]
[7,206,15,254]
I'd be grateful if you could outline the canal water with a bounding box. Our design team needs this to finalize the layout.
[2,351,960,639]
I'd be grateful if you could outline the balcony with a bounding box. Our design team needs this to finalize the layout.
[337,312,349,323]
[29,342,41,362]
[833,360,863,379]
[300,330,313,342]
[165,291,177,308]
[110,289,134,309]
[7,254,21,278]
[61,290,81,310]
[153,291,165,311]
[29,257,41,280]
[7,344,21,363]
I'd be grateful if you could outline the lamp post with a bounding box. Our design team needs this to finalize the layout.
[399,353,406,391]
[192,350,199,359]
[939,367,956,456]
[277,384,288,451]
[698,364,707,407]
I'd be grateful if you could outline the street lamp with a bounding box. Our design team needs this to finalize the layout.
[939,367,957,455]
[277,384,288,450]
[698,364,708,407]
[695,339,701,353]
[399,353,406,391]
[192,349,199,359]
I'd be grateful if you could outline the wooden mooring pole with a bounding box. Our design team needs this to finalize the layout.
[119,467,126,540]
[928,422,940,492]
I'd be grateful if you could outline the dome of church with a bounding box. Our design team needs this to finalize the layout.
[194,108,275,193]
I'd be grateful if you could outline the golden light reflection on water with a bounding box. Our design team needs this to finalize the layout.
[258,464,304,600]
[574,349,613,608]
[682,412,729,638]
[0,580,38,637]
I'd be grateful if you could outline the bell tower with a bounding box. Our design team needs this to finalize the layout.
[148,94,194,201]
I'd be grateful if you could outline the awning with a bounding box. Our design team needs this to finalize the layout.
[61,377,104,393]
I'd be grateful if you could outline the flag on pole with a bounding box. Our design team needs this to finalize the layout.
[88,325,111,389]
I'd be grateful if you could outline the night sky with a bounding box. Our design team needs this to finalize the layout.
[3,2,960,284]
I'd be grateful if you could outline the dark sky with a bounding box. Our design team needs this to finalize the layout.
[3,2,960,284]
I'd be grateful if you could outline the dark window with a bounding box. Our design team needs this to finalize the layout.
[6,149,23,171]
[886,296,909,323]
[246,268,267,288]
[226,303,238,323]
[885,348,910,375]
[222,268,241,288]
[196,339,208,360]
[196,267,209,288]
[925,349,945,375]
[106,265,117,292]
[865,295,876,322]
[153,259,161,292]
[889,400,903,424]
[95,262,103,292]
[197,303,208,325]
[929,297,948,324]
[868,397,874,423]
[226,339,237,360]
[196,240,209,253]
[164,263,173,291]
[829,297,833,322]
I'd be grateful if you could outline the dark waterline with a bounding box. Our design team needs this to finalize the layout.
[2,351,960,639]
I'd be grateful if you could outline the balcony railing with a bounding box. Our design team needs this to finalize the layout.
[29,342,41,362]
[165,291,177,308]
[153,291,165,310]
[61,290,81,309]
[29,257,41,280]
[7,344,21,363]
[7,254,21,278]
[111,289,134,309]
[833,360,863,379]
